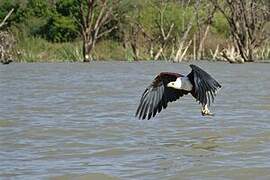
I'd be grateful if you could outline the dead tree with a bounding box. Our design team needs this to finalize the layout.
[0,9,14,64]
[174,22,193,62]
[119,19,144,61]
[174,0,194,62]
[153,2,175,60]
[75,0,117,62]
[194,1,216,60]
[210,0,269,62]
[128,23,141,61]
[0,9,14,29]
[125,1,175,61]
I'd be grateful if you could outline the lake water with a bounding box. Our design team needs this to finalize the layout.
[0,62,270,179]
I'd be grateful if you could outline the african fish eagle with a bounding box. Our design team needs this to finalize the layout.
[136,64,222,120]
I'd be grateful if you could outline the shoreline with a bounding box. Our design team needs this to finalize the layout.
[1,59,270,65]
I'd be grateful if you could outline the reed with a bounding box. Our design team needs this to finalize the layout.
[58,43,83,62]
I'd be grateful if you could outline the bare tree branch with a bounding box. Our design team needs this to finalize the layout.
[75,0,116,62]
[210,0,269,62]
[0,8,14,29]
[97,26,117,39]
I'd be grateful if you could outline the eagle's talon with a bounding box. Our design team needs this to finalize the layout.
[201,111,214,116]
[201,104,214,116]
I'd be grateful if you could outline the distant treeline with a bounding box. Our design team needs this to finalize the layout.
[0,0,269,63]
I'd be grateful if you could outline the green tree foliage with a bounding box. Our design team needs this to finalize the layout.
[46,0,81,42]
[29,0,78,42]
[0,0,78,42]
[26,0,51,17]
[212,12,230,37]
[43,14,77,42]
[56,0,77,16]
[20,0,51,39]
[0,0,26,26]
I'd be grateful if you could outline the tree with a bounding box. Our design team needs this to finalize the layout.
[75,0,117,62]
[211,0,269,62]
[193,0,216,60]
[0,9,15,64]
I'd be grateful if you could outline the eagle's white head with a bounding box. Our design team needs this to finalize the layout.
[167,77,193,91]
[167,78,182,89]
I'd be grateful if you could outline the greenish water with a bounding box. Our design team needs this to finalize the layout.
[0,62,270,179]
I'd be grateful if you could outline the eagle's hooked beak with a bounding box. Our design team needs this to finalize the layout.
[167,82,175,88]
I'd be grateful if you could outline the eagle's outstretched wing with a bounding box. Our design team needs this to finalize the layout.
[187,64,221,106]
[136,72,189,120]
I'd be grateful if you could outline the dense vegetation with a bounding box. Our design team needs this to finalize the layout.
[0,0,269,63]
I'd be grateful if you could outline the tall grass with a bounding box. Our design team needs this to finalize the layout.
[93,40,126,60]
[58,42,83,62]
[14,35,128,62]
[15,36,49,62]
[14,32,83,62]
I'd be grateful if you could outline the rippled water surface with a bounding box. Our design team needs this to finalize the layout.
[1,62,270,179]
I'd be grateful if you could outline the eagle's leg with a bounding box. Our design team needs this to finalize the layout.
[201,104,214,116]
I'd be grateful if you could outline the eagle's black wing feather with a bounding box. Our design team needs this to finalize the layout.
[136,72,189,120]
[188,64,221,106]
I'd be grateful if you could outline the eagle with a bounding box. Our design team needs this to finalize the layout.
[136,64,222,120]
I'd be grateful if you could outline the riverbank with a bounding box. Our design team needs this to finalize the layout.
[1,0,269,64]
[2,58,270,65]
[0,36,269,64]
